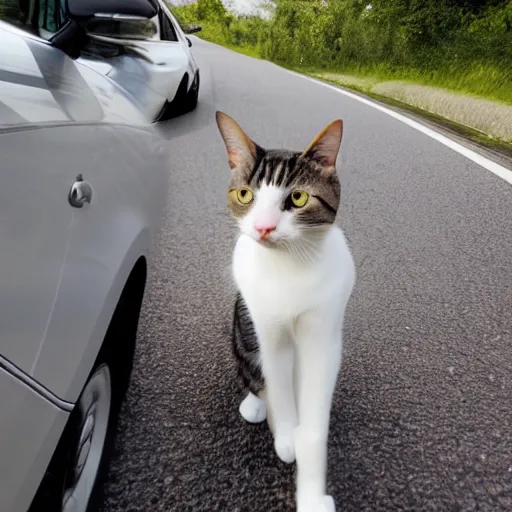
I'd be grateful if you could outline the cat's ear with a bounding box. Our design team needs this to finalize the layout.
[216,111,259,170]
[302,119,343,173]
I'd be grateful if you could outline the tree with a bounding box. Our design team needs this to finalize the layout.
[196,0,228,21]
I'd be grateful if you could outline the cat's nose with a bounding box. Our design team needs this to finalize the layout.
[255,225,276,239]
[254,212,279,239]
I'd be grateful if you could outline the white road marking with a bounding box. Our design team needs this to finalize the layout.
[286,69,512,185]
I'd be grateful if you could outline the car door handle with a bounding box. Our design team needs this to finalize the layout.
[69,174,93,208]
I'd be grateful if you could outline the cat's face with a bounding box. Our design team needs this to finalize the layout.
[216,112,343,248]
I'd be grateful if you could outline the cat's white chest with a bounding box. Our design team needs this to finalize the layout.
[233,244,307,317]
[232,229,353,321]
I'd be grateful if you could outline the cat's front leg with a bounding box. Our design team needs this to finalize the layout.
[294,310,342,512]
[256,321,298,464]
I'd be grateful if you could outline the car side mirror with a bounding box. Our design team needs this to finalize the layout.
[186,37,192,48]
[66,0,157,20]
[52,0,159,56]
[184,24,202,34]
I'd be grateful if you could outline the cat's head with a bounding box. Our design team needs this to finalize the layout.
[216,111,343,248]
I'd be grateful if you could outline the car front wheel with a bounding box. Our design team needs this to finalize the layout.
[62,363,112,512]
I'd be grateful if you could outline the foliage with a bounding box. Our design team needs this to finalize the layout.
[170,0,511,103]
[0,0,25,23]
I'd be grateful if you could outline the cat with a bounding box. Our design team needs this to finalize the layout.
[216,111,356,512]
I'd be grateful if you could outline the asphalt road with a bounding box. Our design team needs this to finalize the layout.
[101,38,512,512]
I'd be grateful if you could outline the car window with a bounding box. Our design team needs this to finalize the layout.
[0,0,67,38]
[38,0,66,35]
[159,10,177,42]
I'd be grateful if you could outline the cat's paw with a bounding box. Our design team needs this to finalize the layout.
[239,392,267,423]
[297,494,335,512]
[274,431,296,464]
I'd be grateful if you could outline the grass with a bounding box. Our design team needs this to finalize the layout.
[268,62,512,106]
[339,64,512,106]
[192,23,512,106]
[305,71,512,154]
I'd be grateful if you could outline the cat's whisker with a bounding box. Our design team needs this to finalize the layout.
[289,236,323,265]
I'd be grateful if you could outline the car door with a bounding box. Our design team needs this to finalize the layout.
[29,60,167,401]
[0,18,107,512]
[0,24,78,374]
[0,9,154,383]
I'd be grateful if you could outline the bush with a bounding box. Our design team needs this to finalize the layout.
[170,0,512,103]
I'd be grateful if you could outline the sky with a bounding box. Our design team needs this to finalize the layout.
[172,0,269,16]
[226,0,265,15]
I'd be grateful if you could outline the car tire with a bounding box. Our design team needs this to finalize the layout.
[29,356,125,512]
[29,262,146,512]
[61,362,113,512]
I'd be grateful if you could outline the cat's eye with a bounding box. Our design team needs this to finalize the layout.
[290,190,309,208]
[235,187,253,205]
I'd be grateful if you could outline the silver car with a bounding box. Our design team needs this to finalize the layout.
[78,0,201,122]
[0,1,168,511]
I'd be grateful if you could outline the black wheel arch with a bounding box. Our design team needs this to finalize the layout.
[155,73,191,121]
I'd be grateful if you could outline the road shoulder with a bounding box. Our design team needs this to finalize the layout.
[312,72,512,153]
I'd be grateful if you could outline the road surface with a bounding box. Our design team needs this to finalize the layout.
[101,38,512,512]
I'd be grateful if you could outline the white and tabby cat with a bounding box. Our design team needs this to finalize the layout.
[216,112,356,512]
